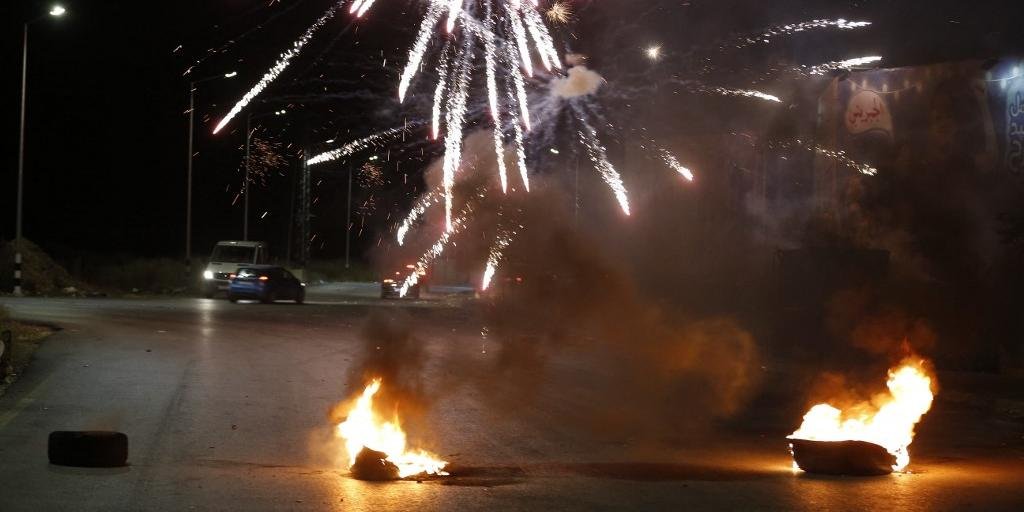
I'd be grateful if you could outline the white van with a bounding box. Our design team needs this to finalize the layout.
[202,241,268,297]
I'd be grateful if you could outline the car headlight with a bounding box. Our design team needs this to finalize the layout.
[203,270,214,280]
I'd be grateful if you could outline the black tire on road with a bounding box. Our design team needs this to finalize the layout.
[261,291,276,304]
[296,290,305,305]
[228,294,238,303]
[48,431,129,468]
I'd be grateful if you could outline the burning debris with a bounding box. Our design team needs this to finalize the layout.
[788,357,936,474]
[335,379,448,480]
[789,439,896,476]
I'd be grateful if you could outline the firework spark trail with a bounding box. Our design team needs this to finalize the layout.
[350,0,378,17]
[399,203,474,297]
[509,2,535,76]
[522,5,562,70]
[660,149,695,181]
[804,55,882,75]
[432,47,452,139]
[482,1,500,119]
[771,139,878,176]
[724,19,871,51]
[398,3,446,102]
[213,1,344,134]
[505,45,532,131]
[674,80,783,103]
[507,87,530,191]
[441,35,476,231]
[482,226,517,290]
[483,1,509,193]
[576,110,630,215]
[308,124,420,165]
[445,0,465,32]
[819,147,878,176]
[397,189,441,246]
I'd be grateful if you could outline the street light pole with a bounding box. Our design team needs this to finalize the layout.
[14,6,66,296]
[14,23,30,296]
[184,71,235,276]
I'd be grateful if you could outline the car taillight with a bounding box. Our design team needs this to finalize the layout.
[258,276,269,281]
[228,273,236,280]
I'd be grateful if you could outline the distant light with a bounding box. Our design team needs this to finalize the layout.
[549,148,560,154]
[224,71,238,78]
[645,45,662,61]
[49,5,66,16]
[276,110,287,116]
[368,155,379,161]
[325,139,335,144]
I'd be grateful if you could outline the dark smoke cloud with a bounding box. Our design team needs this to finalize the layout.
[353,128,765,448]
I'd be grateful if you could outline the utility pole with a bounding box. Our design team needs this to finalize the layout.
[243,113,251,241]
[286,159,296,266]
[298,158,311,266]
[345,163,353,269]
[185,83,195,277]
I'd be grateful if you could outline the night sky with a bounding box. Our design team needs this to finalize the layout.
[2,0,1022,262]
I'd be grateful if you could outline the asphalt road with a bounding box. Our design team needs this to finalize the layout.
[0,289,1022,511]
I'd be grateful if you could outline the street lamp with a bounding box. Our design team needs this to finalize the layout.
[185,71,236,278]
[13,5,67,296]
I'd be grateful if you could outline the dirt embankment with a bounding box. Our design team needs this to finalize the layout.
[0,306,57,397]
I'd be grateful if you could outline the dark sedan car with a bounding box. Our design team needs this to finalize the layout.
[227,265,305,304]
[380,264,424,299]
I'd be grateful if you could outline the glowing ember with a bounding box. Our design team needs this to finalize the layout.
[335,379,448,478]
[788,357,936,472]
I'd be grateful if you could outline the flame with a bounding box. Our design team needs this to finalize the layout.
[335,379,448,478]
[788,357,936,471]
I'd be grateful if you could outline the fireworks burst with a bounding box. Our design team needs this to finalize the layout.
[387,0,563,230]
[645,45,663,61]
[204,3,882,306]
[546,1,572,24]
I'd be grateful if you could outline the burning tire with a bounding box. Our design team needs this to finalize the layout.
[350,448,401,481]
[48,431,129,468]
[790,439,895,476]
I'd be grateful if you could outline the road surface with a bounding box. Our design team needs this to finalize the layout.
[0,290,1022,511]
